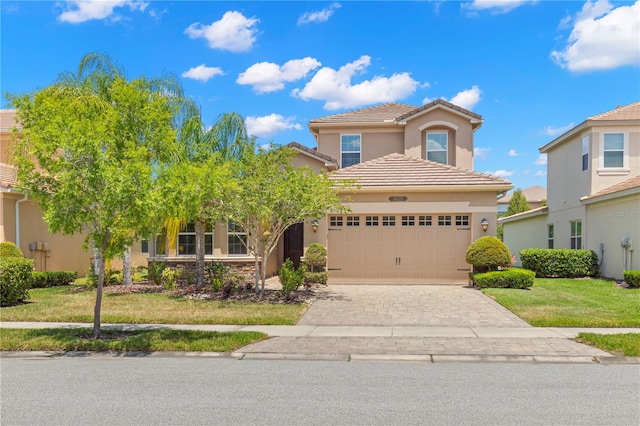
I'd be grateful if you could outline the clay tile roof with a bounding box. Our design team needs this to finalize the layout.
[395,99,482,122]
[498,185,547,204]
[581,174,640,201]
[310,103,418,124]
[588,101,640,121]
[286,141,338,165]
[329,153,512,188]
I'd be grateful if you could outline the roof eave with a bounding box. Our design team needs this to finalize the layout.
[580,186,640,205]
[540,118,640,153]
[334,183,514,194]
[498,206,549,224]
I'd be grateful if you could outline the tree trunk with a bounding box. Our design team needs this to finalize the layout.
[254,254,260,296]
[195,220,205,288]
[261,249,267,295]
[122,246,132,286]
[92,249,105,339]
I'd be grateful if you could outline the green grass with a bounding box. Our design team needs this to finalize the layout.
[0,286,307,325]
[577,333,640,357]
[482,278,640,327]
[0,328,267,352]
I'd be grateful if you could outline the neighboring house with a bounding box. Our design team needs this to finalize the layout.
[497,185,546,217]
[500,102,640,280]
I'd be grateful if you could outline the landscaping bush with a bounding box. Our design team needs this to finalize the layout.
[0,257,33,306]
[304,271,328,285]
[148,260,167,286]
[161,268,181,291]
[31,271,77,288]
[304,243,327,272]
[520,248,598,278]
[623,270,640,289]
[474,268,535,289]
[279,259,305,299]
[465,236,512,272]
[0,241,24,258]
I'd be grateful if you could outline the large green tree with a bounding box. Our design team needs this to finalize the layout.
[231,146,348,295]
[8,53,184,337]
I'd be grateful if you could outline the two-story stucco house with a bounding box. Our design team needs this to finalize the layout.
[500,102,640,280]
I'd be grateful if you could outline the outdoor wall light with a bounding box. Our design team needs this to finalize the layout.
[481,218,489,233]
[311,219,319,233]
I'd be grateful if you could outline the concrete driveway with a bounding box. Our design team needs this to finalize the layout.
[297,284,531,328]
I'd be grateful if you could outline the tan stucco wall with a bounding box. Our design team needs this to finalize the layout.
[502,214,549,265]
[316,127,404,167]
[589,126,640,194]
[584,195,640,280]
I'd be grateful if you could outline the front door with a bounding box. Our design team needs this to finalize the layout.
[283,222,304,267]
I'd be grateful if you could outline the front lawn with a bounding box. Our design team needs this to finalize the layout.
[577,333,640,357]
[0,328,266,352]
[482,278,640,327]
[0,286,308,325]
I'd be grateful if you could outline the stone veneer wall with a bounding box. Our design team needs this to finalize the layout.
[148,258,260,285]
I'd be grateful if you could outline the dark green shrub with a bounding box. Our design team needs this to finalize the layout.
[474,268,535,289]
[623,270,640,289]
[304,243,327,272]
[148,260,167,286]
[304,271,328,285]
[465,236,512,272]
[520,249,598,278]
[279,259,305,299]
[0,257,33,306]
[0,241,24,258]
[31,271,77,288]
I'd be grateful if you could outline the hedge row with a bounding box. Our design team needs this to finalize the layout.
[31,271,78,288]
[473,268,535,289]
[0,257,33,306]
[520,249,598,278]
[623,270,640,289]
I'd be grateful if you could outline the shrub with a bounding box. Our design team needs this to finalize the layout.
[304,243,327,272]
[474,268,535,289]
[304,271,328,285]
[31,271,77,288]
[279,259,305,299]
[161,268,181,291]
[623,270,640,289]
[520,249,598,278]
[465,236,512,272]
[0,257,33,306]
[0,242,24,258]
[148,260,167,286]
[133,266,148,282]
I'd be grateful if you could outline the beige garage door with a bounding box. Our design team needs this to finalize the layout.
[327,214,472,284]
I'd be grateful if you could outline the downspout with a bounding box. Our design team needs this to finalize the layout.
[15,193,28,249]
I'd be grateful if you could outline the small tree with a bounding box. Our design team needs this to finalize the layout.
[498,188,531,240]
[466,236,511,273]
[304,243,327,272]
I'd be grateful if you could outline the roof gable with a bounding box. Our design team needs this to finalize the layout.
[329,153,511,190]
[588,101,640,121]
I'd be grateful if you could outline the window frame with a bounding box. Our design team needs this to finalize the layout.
[227,221,247,256]
[177,222,214,256]
[599,132,628,171]
[581,135,589,171]
[425,131,448,164]
[340,134,362,168]
[547,224,554,249]
[570,220,582,250]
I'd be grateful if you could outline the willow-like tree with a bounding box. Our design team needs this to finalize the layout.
[8,53,184,338]
[231,146,349,295]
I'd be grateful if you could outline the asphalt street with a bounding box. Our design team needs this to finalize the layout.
[1,356,639,425]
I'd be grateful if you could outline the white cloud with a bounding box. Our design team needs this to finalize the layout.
[185,11,259,52]
[450,86,482,110]
[474,147,490,160]
[551,0,640,72]
[237,58,321,93]
[535,170,547,177]
[298,2,341,25]
[293,56,419,110]
[487,169,515,177]
[246,114,303,138]
[462,0,534,14]
[181,64,224,82]
[534,154,547,165]
[58,0,148,23]
[541,122,574,136]
[508,149,519,157]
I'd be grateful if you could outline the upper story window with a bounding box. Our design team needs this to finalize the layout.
[581,135,589,171]
[602,133,625,168]
[426,132,448,164]
[178,222,213,256]
[341,134,361,168]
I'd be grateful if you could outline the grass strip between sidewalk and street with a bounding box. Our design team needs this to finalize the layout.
[482,278,640,327]
[0,328,267,352]
[0,286,307,325]
[576,333,640,357]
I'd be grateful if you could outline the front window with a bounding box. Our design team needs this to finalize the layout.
[603,133,624,168]
[548,224,554,249]
[178,222,213,256]
[141,239,149,254]
[155,231,167,256]
[341,134,361,168]
[581,135,589,171]
[426,132,448,164]
[570,220,581,249]
[228,221,247,255]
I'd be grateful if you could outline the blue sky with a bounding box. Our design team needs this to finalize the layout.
[2,0,639,191]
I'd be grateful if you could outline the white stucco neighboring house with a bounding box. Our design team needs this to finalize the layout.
[500,102,640,280]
